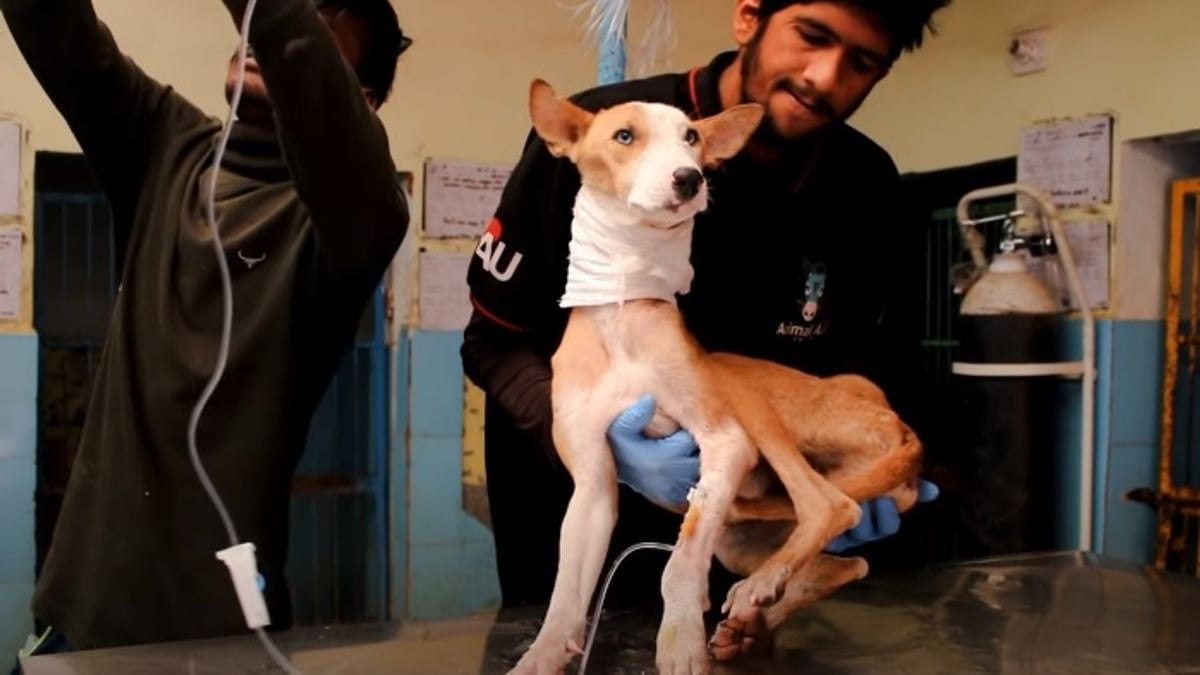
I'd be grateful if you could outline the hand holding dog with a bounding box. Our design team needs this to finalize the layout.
[825,480,940,553]
[607,394,699,509]
[608,395,939,550]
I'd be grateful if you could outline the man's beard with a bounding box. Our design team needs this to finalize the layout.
[738,27,861,152]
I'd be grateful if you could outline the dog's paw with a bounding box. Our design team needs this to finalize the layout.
[708,612,767,662]
[506,624,584,675]
[656,617,711,675]
[721,563,791,616]
[506,644,570,675]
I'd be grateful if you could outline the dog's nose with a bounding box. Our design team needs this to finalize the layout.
[672,168,703,201]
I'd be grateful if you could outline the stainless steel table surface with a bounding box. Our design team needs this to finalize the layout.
[21,551,1200,674]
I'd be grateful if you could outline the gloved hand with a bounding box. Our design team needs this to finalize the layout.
[607,394,699,509]
[824,480,940,553]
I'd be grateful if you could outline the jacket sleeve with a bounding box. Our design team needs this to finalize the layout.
[867,169,932,438]
[220,0,409,283]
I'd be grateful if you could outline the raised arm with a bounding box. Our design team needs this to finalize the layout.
[219,0,409,277]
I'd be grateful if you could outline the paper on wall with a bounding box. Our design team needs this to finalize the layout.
[0,226,22,318]
[422,158,512,238]
[1017,115,1113,208]
[0,121,20,217]
[418,249,473,331]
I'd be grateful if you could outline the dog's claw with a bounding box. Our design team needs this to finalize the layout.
[708,613,765,662]
[724,563,790,615]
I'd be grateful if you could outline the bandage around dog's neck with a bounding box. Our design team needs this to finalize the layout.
[559,186,696,308]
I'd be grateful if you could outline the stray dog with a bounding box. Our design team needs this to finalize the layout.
[509,80,924,675]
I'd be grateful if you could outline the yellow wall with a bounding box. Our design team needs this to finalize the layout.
[0,1,732,184]
[5,0,1197,324]
[852,0,1200,321]
[853,0,1200,173]
[0,0,735,326]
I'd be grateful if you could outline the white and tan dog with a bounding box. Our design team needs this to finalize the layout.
[510,80,924,675]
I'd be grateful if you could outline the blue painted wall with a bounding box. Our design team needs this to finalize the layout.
[0,318,1167,636]
[396,329,500,620]
[1041,317,1161,559]
[0,333,38,657]
[383,232,1152,615]
[1096,320,1163,563]
[0,320,1167,636]
[387,317,1167,620]
[1045,318,1162,563]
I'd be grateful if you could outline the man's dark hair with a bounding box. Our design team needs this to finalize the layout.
[758,0,951,58]
[317,0,412,103]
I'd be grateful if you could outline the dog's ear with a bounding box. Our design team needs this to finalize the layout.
[694,103,764,167]
[529,79,594,159]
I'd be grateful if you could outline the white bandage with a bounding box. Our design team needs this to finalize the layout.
[559,186,695,308]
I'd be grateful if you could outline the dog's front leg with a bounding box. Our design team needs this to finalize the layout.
[656,417,756,675]
[509,395,619,675]
[510,314,619,675]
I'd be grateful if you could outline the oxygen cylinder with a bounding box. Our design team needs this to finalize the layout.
[952,252,1067,557]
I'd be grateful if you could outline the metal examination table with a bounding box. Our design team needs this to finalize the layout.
[22,551,1200,674]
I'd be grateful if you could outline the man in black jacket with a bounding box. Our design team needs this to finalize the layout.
[463,0,948,612]
[3,0,411,662]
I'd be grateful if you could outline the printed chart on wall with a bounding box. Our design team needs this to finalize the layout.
[0,119,24,323]
[417,249,474,330]
[0,226,21,319]
[1017,114,1113,208]
[0,120,20,217]
[422,158,513,238]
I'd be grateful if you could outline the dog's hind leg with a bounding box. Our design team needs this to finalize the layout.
[709,549,867,661]
[761,554,867,628]
[784,379,924,505]
[718,423,861,632]
[717,395,921,646]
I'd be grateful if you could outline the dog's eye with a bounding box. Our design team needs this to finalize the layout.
[684,128,699,145]
[613,128,634,145]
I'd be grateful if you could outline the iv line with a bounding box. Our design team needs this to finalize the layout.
[577,541,675,675]
[188,0,304,672]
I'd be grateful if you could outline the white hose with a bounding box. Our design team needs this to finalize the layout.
[188,1,304,672]
[577,541,675,675]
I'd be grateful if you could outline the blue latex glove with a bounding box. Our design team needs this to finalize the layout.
[607,394,700,509]
[824,480,940,553]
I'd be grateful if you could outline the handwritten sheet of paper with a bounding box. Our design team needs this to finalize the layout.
[422,158,513,238]
[1026,220,1110,310]
[0,121,20,217]
[0,226,22,318]
[418,250,473,331]
[1017,115,1113,208]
